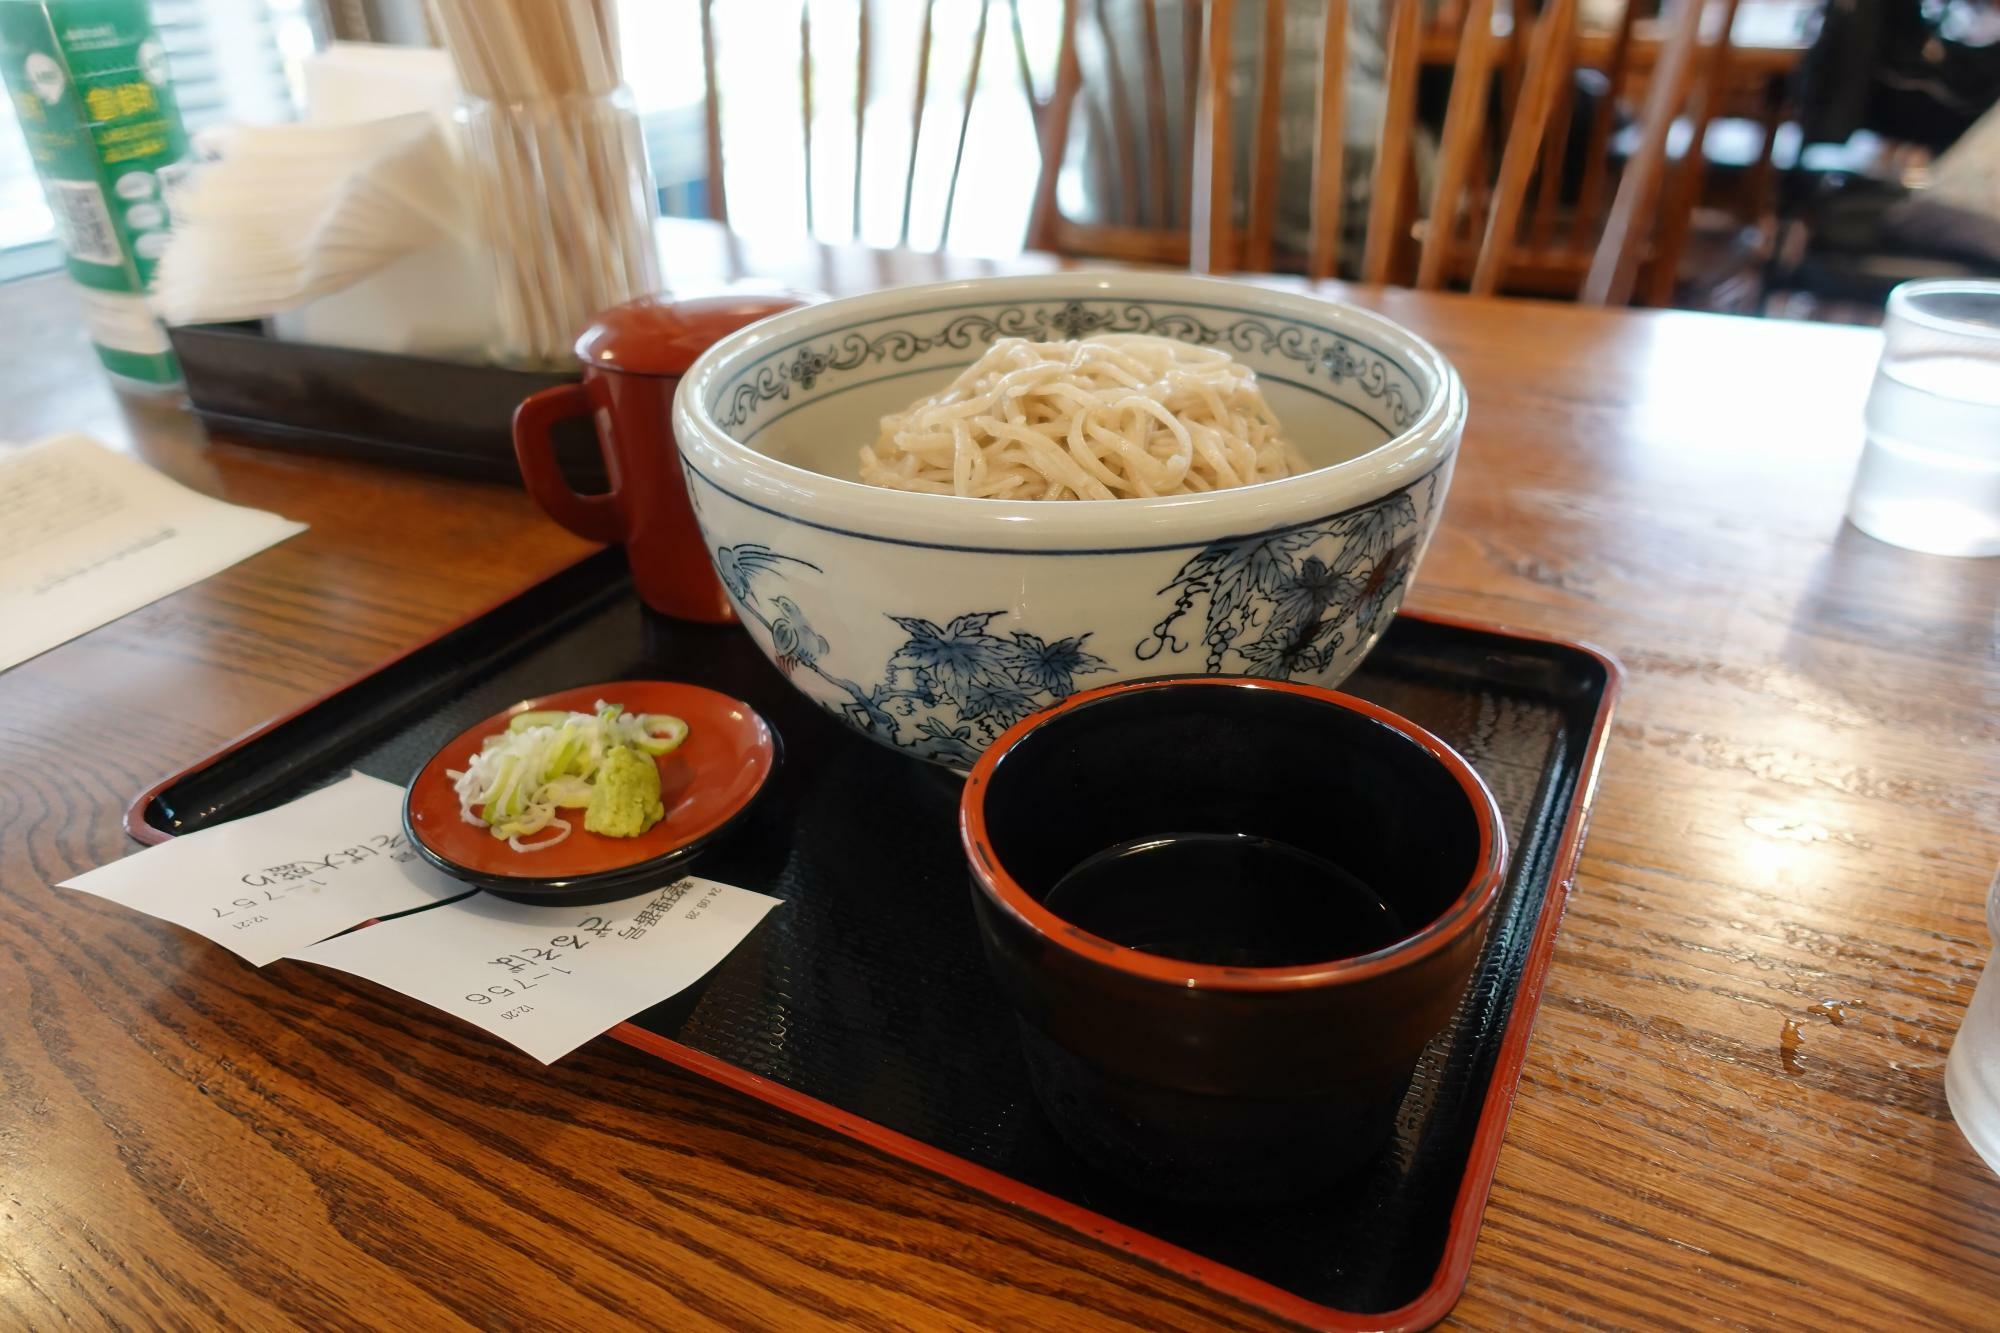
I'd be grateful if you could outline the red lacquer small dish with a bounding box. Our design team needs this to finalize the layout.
[405,680,777,905]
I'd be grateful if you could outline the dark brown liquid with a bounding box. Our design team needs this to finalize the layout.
[1043,832,1408,967]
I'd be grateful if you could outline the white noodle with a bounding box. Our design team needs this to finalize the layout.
[861,334,1307,500]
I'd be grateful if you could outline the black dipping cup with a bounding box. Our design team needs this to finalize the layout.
[959,677,1507,1206]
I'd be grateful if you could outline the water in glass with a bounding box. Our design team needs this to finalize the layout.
[1846,281,2000,558]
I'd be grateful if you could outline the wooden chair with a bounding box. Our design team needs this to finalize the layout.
[1019,0,1448,280]
[1200,0,1742,302]
[1452,0,1746,303]
[1023,0,1399,275]
[1024,0,1738,303]
[699,0,1000,249]
[1022,0,1207,266]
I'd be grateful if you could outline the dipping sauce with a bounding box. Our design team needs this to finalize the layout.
[1042,832,1408,967]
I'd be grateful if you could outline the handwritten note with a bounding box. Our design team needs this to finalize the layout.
[0,434,305,672]
[59,773,465,965]
[289,877,782,1062]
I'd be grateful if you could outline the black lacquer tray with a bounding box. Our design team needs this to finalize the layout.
[131,548,1618,1331]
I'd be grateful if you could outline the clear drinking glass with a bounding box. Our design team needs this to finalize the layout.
[1846,280,2000,558]
[1948,866,2000,1176]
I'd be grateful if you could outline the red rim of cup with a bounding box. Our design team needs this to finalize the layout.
[958,676,1508,992]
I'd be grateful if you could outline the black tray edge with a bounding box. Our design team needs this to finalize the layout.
[124,547,625,845]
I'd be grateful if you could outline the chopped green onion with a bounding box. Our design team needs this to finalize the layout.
[634,714,689,756]
[446,701,691,850]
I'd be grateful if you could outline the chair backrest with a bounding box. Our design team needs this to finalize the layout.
[700,0,999,250]
[1458,0,1744,302]
[1023,0,1209,267]
[1021,0,1738,302]
[1022,0,1354,272]
[1384,0,1742,301]
[1586,0,1744,305]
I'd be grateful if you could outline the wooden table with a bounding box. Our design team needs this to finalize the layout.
[4,218,1997,1330]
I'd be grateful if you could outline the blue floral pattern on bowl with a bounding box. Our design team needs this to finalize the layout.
[713,470,1437,767]
[1137,472,1441,678]
[718,542,1113,767]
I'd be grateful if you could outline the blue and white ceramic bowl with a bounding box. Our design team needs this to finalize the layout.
[672,272,1466,768]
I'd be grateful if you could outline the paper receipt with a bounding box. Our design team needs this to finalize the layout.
[1,434,305,672]
[288,876,782,1063]
[59,772,466,965]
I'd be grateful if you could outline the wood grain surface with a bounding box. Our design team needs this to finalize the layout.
[3,218,1997,1330]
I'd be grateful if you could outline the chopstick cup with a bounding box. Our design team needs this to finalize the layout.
[429,0,658,366]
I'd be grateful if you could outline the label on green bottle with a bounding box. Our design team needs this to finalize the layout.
[0,0,193,384]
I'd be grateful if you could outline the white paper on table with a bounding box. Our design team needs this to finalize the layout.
[59,773,467,966]
[0,434,306,672]
[288,877,783,1063]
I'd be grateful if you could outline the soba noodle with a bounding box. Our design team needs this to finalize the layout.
[859,334,1306,500]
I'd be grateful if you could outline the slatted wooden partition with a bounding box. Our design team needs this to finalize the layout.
[700,0,1001,251]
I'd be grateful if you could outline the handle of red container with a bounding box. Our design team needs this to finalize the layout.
[513,381,623,544]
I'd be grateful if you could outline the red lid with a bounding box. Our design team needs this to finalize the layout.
[574,288,822,377]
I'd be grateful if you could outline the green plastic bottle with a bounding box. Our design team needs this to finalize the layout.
[0,0,193,387]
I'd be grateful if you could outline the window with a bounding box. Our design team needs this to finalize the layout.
[620,0,1045,257]
[0,0,1047,282]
